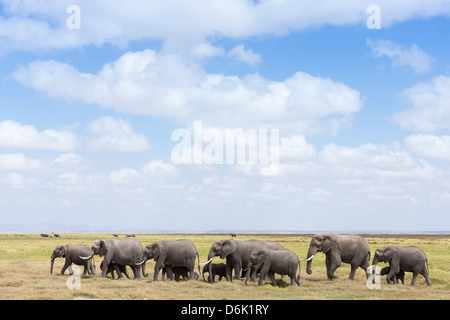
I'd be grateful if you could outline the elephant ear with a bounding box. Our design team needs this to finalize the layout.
[152,243,162,261]
[99,240,108,257]
[258,249,269,264]
[322,235,337,254]
[220,239,236,259]
[384,246,397,263]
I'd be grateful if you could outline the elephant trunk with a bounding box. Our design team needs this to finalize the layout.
[207,249,216,283]
[50,252,56,274]
[306,247,318,275]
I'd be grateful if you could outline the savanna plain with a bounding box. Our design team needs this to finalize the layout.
[0,233,449,300]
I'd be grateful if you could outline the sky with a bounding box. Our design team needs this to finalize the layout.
[1,0,450,233]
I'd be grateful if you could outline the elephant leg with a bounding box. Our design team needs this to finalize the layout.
[410,272,419,286]
[326,255,340,280]
[225,260,233,282]
[82,265,88,275]
[154,262,164,281]
[113,264,123,279]
[268,271,277,286]
[135,265,142,281]
[386,267,399,284]
[61,259,71,275]
[420,268,432,286]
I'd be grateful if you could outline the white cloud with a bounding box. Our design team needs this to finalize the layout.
[0,153,41,171]
[393,76,450,132]
[0,120,79,151]
[228,45,262,67]
[108,168,142,185]
[2,1,450,52]
[142,160,180,178]
[405,134,450,160]
[367,38,433,73]
[14,50,364,136]
[86,116,151,152]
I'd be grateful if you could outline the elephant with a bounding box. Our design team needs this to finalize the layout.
[305,233,370,280]
[91,238,145,280]
[202,263,227,283]
[100,260,133,279]
[380,266,405,284]
[143,239,200,281]
[50,244,95,276]
[372,246,432,286]
[204,239,270,283]
[245,249,302,287]
[163,265,199,281]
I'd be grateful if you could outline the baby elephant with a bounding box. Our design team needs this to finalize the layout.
[373,246,432,286]
[380,266,405,284]
[100,260,133,279]
[163,265,199,281]
[245,249,302,287]
[202,263,227,283]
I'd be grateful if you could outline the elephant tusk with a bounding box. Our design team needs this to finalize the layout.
[199,258,213,267]
[79,255,93,260]
[134,260,146,265]
[300,254,315,261]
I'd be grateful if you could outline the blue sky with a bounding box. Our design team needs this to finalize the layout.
[1,1,450,232]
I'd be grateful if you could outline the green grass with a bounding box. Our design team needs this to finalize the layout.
[0,233,448,300]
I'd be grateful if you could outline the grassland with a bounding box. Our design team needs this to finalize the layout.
[0,233,448,300]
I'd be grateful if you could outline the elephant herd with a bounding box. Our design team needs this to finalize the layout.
[49,233,432,287]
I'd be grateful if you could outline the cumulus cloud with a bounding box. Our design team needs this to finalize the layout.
[367,38,433,73]
[0,153,41,171]
[86,116,151,152]
[2,1,450,52]
[405,134,450,160]
[0,120,79,151]
[14,50,364,136]
[393,76,450,132]
[228,45,262,67]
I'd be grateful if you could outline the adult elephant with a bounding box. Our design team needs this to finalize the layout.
[91,238,145,280]
[372,246,432,286]
[305,233,370,280]
[143,239,200,281]
[50,244,95,276]
[204,239,269,283]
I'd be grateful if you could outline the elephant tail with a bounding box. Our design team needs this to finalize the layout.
[297,259,301,283]
[196,252,201,275]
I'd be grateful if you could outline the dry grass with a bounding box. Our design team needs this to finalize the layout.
[0,233,449,300]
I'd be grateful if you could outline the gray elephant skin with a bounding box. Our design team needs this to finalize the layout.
[305,233,371,280]
[202,263,227,283]
[206,239,276,283]
[380,266,405,284]
[91,238,145,280]
[245,249,302,287]
[100,259,134,279]
[143,239,200,281]
[50,244,95,276]
[163,266,199,281]
[372,246,432,286]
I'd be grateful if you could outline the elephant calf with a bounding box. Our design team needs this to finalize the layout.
[202,263,227,283]
[163,265,199,281]
[372,245,432,287]
[50,244,95,276]
[380,266,405,284]
[245,249,302,287]
[100,260,133,279]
